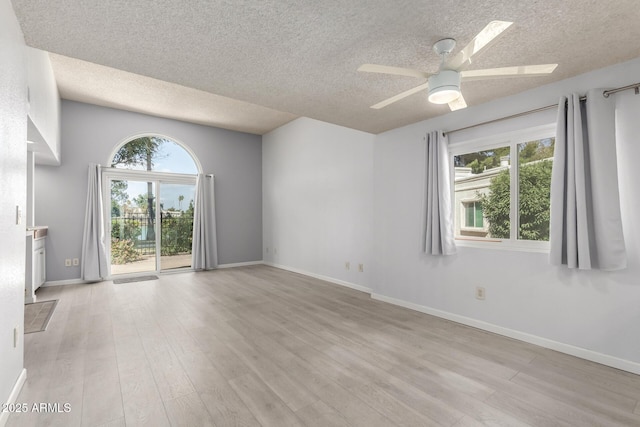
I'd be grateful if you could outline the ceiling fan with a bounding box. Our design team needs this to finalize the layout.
[358,21,558,111]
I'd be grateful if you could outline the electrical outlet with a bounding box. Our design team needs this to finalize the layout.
[358,263,364,272]
[65,259,72,267]
[345,261,350,270]
[16,206,22,225]
[72,258,79,266]
[476,287,486,300]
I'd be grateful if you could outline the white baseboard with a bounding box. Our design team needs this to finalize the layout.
[0,369,27,427]
[265,262,372,294]
[371,293,640,375]
[42,278,90,287]
[218,261,265,269]
[41,262,640,375]
[42,261,265,285]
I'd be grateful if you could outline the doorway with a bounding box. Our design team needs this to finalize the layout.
[105,135,200,277]
[107,176,196,275]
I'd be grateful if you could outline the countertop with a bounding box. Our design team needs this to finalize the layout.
[26,226,48,239]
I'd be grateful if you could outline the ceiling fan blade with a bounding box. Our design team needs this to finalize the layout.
[460,64,558,82]
[447,21,513,70]
[358,64,431,79]
[370,82,430,109]
[448,94,467,111]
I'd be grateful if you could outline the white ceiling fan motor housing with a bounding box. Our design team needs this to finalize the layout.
[428,70,461,104]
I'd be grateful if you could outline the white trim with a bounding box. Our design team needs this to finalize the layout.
[449,123,556,153]
[102,168,198,183]
[41,263,266,285]
[371,293,640,375]
[102,171,198,278]
[218,261,265,269]
[455,239,550,253]
[264,262,372,293]
[42,278,91,287]
[0,369,27,427]
[263,264,640,373]
[451,124,556,252]
[37,265,640,375]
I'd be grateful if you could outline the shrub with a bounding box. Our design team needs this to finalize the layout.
[111,218,141,240]
[111,239,142,264]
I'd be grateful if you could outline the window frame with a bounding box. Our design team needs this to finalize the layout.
[449,124,556,253]
[461,199,486,232]
[107,133,202,175]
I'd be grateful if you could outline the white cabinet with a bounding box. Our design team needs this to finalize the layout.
[26,227,47,303]
[33,238,46,288]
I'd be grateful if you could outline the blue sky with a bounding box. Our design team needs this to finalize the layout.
[112,139,198,211]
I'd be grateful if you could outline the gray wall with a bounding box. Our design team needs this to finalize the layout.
[36,100,263,281]
[0,0,27,408]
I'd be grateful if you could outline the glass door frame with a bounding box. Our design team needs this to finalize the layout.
[102,168,197,278]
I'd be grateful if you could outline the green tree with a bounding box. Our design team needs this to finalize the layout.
[111,136,165,169]
[479,169,511,238]
[110,180,129,216]
[455,147,510,174]
[519,139,554,164]
[479,160,553,240]
[111,136,169,240]
[133,193,149,210]
[160,199,195,256]
[517,160,553,240]
[178,195,184,211]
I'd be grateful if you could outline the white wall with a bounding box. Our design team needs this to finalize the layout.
[263,117,375,289]
[26,47,60,165]
[373,57,640,371]
[0,0,27,413]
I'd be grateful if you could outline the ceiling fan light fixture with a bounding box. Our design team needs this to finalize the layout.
[428,87,460,104]
[427,70,461,104]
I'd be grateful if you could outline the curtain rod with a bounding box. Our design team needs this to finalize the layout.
[446,82,640,135]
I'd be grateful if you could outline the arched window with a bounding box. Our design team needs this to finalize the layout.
[111,135,198,174]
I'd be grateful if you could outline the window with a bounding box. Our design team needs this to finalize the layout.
[464,201,484,229]
[111,136,198,174]
[451,126,555,251]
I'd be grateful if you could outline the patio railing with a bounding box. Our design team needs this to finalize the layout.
[111,212,194,256]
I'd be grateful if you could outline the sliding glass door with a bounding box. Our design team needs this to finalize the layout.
[159,182,196,271]
[105,171,197,276]
[110,179,157,275]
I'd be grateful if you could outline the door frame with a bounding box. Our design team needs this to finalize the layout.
[102,168,197,277]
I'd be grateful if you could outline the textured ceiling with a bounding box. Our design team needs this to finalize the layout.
[49,53,297,135]
[11,0,640,134]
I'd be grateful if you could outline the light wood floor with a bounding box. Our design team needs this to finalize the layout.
[8,265,640,426]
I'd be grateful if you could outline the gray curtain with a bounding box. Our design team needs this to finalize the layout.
[424,130,457,255]
[192,174,218,270]
[81,163,108,281]
[549,89,626,270]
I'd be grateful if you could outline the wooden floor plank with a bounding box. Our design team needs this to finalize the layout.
[294,400,353,427]
[163,392,216,427]
[229,372,303,427]
[8,265,640,427]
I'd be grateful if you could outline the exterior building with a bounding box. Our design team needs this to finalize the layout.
[454,157,509,238]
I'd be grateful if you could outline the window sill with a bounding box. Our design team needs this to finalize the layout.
[459,227,489,233]
[455,238,550,253]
